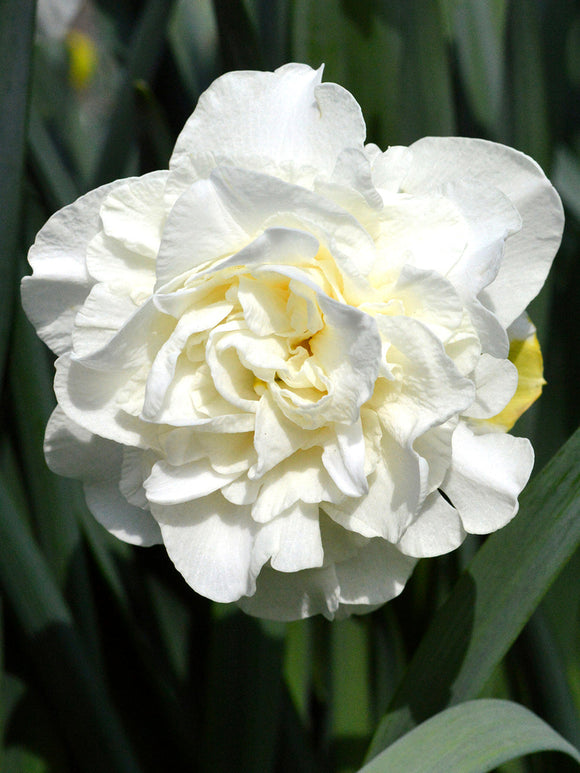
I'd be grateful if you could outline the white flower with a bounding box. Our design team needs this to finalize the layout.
[22,64,564,620]
[36,0,82,39]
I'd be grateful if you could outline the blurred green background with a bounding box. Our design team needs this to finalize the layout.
[1,1,579,771]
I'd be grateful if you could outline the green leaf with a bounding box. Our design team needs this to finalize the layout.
[91,0,178,187]
[28,110,80,211]
[0,0,36,385]
[0,480,143,773]
[199,608,284,772]
[358,699,580,773]
[506,0,551,169]
[365,425,580,761]
[513,610,580,749]
[212,0,264,71]
[446,0,507,135]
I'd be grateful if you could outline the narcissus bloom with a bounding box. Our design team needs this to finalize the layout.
[22,64,564,620]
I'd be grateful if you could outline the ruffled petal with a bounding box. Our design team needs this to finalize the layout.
[22,180,122,355]
[170,63,366,179]
[153,494,257,603]
[44,407,161,545]
[397,490,466,557]
[404,137,564,326]
[252,502,324,573]
[442,422,534,534]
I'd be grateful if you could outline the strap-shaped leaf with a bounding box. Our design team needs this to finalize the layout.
[0,0,36,385]
[359,699,580,772]
[366,425,580,760]
[0,480,143,773]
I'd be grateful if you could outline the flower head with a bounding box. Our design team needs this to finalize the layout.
[22,64,564,620]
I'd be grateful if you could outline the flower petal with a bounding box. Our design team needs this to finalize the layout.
[405,137,564,326]
[22,180,122,355]
[465,353,518,420]
[397,490,466,557]
[84,478,162,546]
[144,458,242,505]
[153,494,257,603]
[442,422,534,533]
[170,63,365,179]
[252,501,324,573]
[44,407,161,545]
[333,538,417,610]
[99,171,168,258]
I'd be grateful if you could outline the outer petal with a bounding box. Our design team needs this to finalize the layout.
[397,490,466,558]
[99,171,168,259]
[333,538,417,609]
[442,422,534,534]
[152,494,257,603]
[404,137,564,326]
[44,407,161,545]
[240,532,416,620]
[22,180,122,355]
[464,354,518,420]
[170,63,366,179]
[54,355,153,447]
[238,563,342,621]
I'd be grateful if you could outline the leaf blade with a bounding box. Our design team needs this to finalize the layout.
[359,699,580,773]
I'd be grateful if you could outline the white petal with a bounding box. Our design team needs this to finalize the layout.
[465,354,518,419]
[326,434,421,542]
[238,563,341,621]
[369,265,464,344]
[155,177,249,285]
[44,406,120,482]
[321,419,368,497]
[119,447,154,509]
[72,297,169,371]
[272,293,380,429]
[442,422,534,534]
[465,297,509,357]
[238,273,291,337]
[85,231,155,295]
[160,427,253,472]
[99,171,168,258]
[22,179,122,355]
[314,148,383,229]
[45,407,161,545]
[368,145,413,192]
[54,355,152,447]
[397,490,466,557]
[251,390,319,479]
[144,458,241,505]
[251,449,341,523]
[413,419,457,493]
[334,538,417,608]
[84,478,162,546]
[373,192,468,278]
[142,301,233,420]
[170,63,365,179]
[200,166,376,281]
[252,502,324,574]
[442,178,521,297]
[71,282,140,359]
[374,316,475,444]
[405,137,564,326]
[153,494,257,603]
